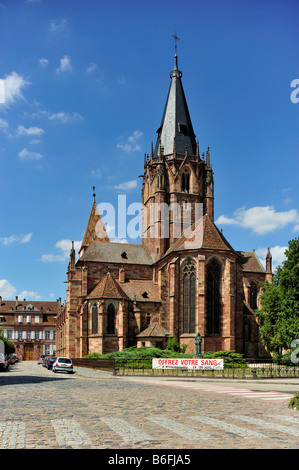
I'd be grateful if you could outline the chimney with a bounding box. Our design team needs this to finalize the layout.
[15,296,18,308]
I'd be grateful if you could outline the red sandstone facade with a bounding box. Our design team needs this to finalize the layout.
[55,53,273,359]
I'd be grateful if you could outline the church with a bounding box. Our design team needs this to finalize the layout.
[55,50,273,359]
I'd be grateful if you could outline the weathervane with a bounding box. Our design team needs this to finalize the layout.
[93,186,96,203]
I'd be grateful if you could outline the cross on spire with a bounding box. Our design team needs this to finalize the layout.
[171,33,180,55]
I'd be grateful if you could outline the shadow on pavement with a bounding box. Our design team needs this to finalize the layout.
[0,373,73,386]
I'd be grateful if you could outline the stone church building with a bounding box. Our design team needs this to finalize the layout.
[56,52,273,359]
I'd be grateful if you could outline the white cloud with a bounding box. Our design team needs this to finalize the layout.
[18,290,41,301]
[90,168,101,178]
[48,111,83,123]
[0,71,30,107]
[56,55,72,74]
[255,245,288,270]
[18,147,42,161]
[0,118,8,131]
[38,58,48,67]
[216,206,299,235]
[0,279,17,299]
[114,180,138,191]
[17,125,44,136]
[0,233,33,246]
[41,239,82,262]
[86,63,97,73]
[49,18,69,33]
[117,130,143,152]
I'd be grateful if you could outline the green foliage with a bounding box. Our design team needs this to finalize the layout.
[288,394,299,410]
[203,350,247,368]
[0,328,15,354]
[256,237,299,355]
[85,346,193,360]
[166,336,187,353]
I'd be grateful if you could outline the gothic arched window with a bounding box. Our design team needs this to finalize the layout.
[107,303,116,334]
[92,304,98,334]
[183,260,196,333]
[249,281,258,310]
[181,169,190,193]
[207,259,221,335]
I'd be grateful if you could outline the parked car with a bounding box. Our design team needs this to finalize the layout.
[42,355,54,367]
[52,357,74,374]
[5,355,15,365]
[0,353,9,372]
[12,354,18,362]
[46,357,57,370]
[38,355,46,365]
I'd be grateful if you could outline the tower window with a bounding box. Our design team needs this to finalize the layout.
[178,123,188,136]
[181,169,190,193]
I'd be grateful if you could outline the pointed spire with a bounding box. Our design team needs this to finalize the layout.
[153,38,196,158]
[266,247,272,274]
[206,147,210,167]
[79,194,109,258]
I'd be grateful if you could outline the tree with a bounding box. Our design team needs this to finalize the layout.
[256,237,299,356]
[0,327,15,354]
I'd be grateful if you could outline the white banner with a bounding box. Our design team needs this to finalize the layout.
[152,358,224,370]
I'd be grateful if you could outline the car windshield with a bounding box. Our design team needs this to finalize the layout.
[58,358,71,363]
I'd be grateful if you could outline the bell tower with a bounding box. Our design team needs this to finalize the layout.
[141,46,214,260]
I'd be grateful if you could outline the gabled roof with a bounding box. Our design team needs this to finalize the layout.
[80,201,109,253]
[239,251,265,273]
[163,214,235,258]
[86,273,130,300]
[136,322,171,338]
[154,54,197,157]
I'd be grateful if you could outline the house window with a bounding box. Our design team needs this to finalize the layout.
[35,331,40,341]
[207,259,221,335]
[107,303,115,334]
[249,281,258,310]
[182,260,196,333]
[92,304,98,334]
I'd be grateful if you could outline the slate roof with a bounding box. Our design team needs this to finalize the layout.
[80,241,154,265]
[239,251,265,273]
[136,322,171,338]
[154,53,197,157]
[86,273,130,300]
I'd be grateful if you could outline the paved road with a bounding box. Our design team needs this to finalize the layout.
[1,361,299,450]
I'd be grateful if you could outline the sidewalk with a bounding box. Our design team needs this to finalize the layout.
[73,365,299,386]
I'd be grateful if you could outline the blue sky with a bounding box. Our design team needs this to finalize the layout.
[0,0,298,302]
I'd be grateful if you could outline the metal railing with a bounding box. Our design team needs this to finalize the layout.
[72,357,299,379]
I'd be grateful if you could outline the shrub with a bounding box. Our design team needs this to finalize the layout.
[288,394,299,410]
[203,350,247,368]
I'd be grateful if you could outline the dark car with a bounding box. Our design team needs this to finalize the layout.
[5,355,15,365]
[0,353,9,372]
[46,357,57,370]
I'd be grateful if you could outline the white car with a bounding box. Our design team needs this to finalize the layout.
[52,357,74,374]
